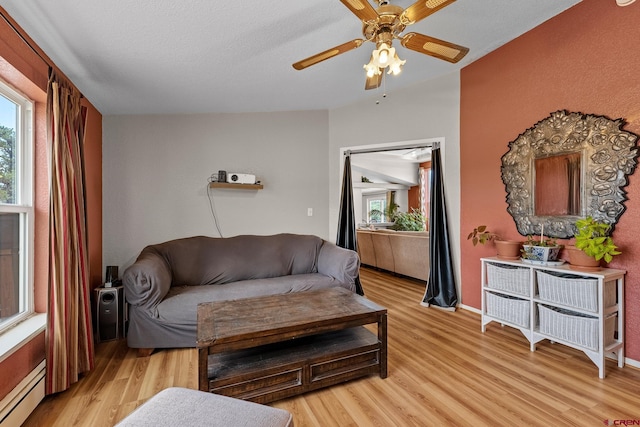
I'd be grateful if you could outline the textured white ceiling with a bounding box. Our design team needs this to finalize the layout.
[1,0,581,115]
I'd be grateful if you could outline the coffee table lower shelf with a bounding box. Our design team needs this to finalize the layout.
[205,327,383,404]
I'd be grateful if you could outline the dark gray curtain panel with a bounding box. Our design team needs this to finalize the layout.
[422,147,458,309]
[336,155,364,295]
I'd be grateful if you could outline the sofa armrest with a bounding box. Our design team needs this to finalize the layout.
[317,241,360,285]
[123,249,172,310]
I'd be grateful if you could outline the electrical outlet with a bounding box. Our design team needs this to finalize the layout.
[307,208,313,217]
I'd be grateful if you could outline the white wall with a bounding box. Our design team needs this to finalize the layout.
[328,72,462,288]
[102,72,463,284]
[103,110,330,270]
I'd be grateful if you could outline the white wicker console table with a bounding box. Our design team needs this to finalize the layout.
[480,257,625,378]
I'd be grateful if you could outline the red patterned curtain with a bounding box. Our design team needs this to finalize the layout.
[45,69,94,394]
[419,163,432,225]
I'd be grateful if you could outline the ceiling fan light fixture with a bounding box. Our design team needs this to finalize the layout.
[364,61,381,77]
[294,0,468,91]
[366,43,406,78]
[379,48,390,65]
[387,53,406,75]
[372,43,393,67]
[388,64,401,75]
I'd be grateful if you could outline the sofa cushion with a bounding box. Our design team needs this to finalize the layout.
[356,231,376,267]
[154,273,342,325]
[370,232,395,272]
[147,234,323,287]
[388,233,429,280]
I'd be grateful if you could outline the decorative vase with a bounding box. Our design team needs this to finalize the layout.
[495,240,523,260]
[521,244,562,262]
[565,245,602,271]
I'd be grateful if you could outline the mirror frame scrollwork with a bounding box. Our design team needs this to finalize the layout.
[501,110,639,238]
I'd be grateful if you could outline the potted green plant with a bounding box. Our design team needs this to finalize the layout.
[565,217,621,271]
[521,232,562,263]
[390,208,426,231]
[467,225,523,260]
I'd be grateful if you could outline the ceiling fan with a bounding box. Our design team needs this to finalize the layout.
[292,0,469,90]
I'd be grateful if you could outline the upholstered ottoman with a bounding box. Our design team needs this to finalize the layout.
[116,387,293,427]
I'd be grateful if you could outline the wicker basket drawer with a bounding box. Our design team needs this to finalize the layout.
[538,305,616,351]
[486,263,530,296]
[604,280,617,308]
[485,292,529,328]
[536,271,616,312]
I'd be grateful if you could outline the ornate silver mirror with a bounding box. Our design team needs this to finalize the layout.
[501,110,639,238]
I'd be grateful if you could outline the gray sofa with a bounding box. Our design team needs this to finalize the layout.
[356,229,429,281]
[123,233,360,350]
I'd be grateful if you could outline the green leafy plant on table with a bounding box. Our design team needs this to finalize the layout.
[574,216,621,263]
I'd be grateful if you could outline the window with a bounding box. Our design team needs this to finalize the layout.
[0,80,34,333]
[366,194,387,223]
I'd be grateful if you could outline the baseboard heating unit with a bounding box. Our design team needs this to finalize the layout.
[0,360,45,426]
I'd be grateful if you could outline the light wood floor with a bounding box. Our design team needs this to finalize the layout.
[24,268,640,426]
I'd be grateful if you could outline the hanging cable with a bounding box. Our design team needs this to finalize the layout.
[206,183,224,237]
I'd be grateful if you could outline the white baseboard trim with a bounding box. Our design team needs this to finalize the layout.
[0,360,45,427]
[626,357,640,370]
[459,304,481,314]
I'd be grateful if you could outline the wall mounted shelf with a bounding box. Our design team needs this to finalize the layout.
[209,182,263,190]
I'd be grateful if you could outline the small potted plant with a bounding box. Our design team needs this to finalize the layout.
[565,217,621,271]
[467,225,522,260]
[521,227,563,263]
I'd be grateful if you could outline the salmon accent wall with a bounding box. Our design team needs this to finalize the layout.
[0,8,103,400]
[83,99,103,290]
[461,0,640,361]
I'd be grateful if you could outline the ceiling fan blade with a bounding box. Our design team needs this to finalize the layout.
[401,32,469,63]
[339,0,378,22]
[401,0,456,25]
[292,39,364,70]
[365,71,383,90]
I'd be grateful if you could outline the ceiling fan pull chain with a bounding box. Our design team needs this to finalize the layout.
[383,70,387,99]
[375,72,388,105]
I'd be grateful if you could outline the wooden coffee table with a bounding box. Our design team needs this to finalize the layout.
[197,286,387,404]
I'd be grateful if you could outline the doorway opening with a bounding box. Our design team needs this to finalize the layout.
[340,138,442,229]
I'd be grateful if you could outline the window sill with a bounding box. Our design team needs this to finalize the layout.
[0,313,46,364]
